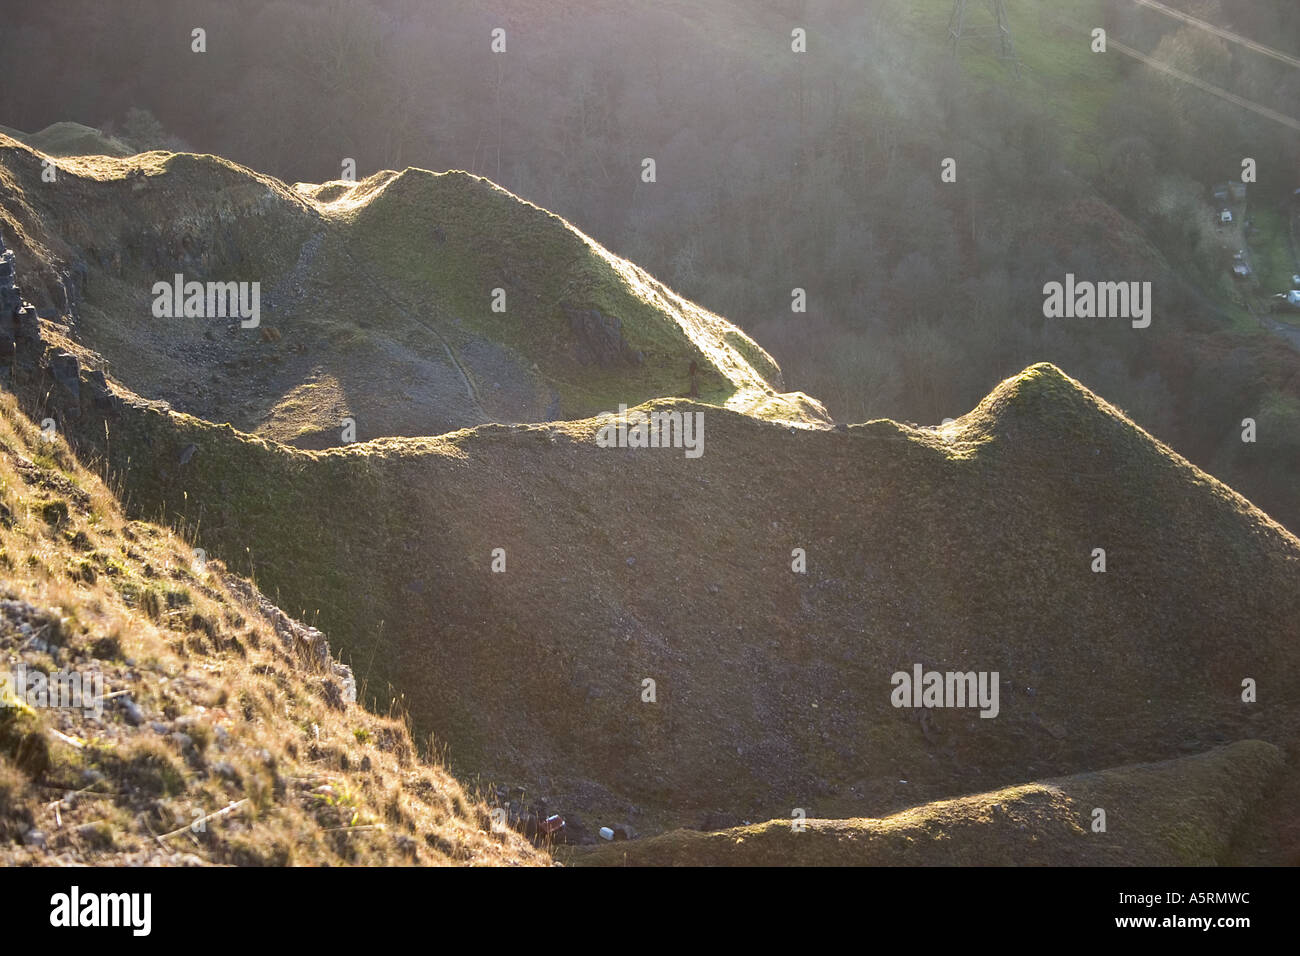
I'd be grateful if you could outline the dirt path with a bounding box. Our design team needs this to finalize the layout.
[337,246,491,423]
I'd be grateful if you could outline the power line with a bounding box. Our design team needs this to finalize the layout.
[1109,37,1300,132]
[1128,0,1300,70]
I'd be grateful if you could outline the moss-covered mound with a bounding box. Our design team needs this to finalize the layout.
[566,741,1284,866]
[0,123,135,159]
[0,134,825,448]
[32,360,1298,849]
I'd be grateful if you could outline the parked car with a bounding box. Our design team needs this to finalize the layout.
[1273,290,1300,312]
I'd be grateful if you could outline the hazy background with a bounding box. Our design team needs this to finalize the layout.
[3,0,1299,525]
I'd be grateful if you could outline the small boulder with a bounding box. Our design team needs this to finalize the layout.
[49,352,80,400]
[14,306,40,344]
[610,823,636,841]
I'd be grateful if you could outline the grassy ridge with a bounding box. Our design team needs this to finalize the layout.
[566,740,1284,866]
[50,362,1300,843]
[0,122,135,159]
[0,134,825,446]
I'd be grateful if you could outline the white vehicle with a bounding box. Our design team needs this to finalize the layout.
[1274,289,1300,312]
[1220,209,1233,224]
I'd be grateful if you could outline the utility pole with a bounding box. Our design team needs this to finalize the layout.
[949,0,1021,77]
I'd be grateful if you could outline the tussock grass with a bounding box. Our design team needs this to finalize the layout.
[0,391,547,866]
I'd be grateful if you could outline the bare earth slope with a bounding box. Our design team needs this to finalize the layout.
[35,360,1300,850]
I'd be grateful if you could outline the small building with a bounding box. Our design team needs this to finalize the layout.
[1229,182,1247,201]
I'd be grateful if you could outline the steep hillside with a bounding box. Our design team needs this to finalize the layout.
[25,338,1300,848]
[567,741,1285,866]
[0,133,824,450]
[0,389,546,866]
[3,131,1297,862]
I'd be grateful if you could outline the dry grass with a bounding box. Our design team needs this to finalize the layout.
[0,391,548,866]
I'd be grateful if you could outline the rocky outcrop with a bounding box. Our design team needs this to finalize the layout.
[0,234,119,421]
[0,236,44,384]
[0,238,18,314]
[0,235,27,359]
[49,352,80,401]
[225,576,357,706]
